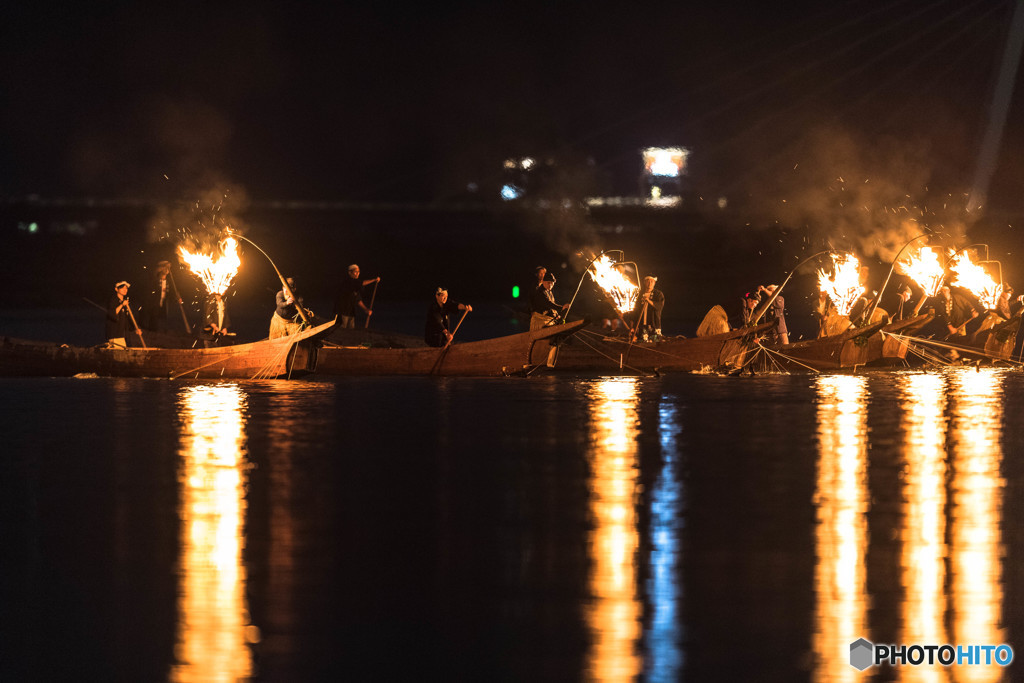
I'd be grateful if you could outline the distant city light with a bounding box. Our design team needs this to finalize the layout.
[18,222,39,234]
[642,147,689,178]
[512,285,520,298]
[501,184,523,200]
[520,157,535,170]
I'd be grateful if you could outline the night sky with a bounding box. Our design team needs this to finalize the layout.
[3,0,1023,216]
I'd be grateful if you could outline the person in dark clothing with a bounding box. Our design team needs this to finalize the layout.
[929,285,983,338]
[529,271,568,330]
[758,284,789,344]
[270,277,304,339]
[141,260,180,332]
[334,264,380,328]
[106,280,137,348]
[631,275,665,340]
[425,287,472,347]
[202,292,231,347]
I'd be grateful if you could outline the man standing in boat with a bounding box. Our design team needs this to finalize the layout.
[334,264,380,329]
[758,284,789,345]
[529,271,569,331]
[141,260,179,332]
[425,287,472,347]
[631,275,665,341]
[106,280,138,348]
[202,292,232,347]
[270,277,304,339]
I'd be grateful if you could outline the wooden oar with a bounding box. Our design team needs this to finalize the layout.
[365,280,379,329]
[125,302,147,349]
[444,309,470,349]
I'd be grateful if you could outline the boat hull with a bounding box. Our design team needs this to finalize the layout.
[550,323,773,373]
[315,319,588,376]
[0,319,336,379]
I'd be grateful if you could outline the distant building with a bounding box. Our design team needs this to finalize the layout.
[640,147,690,205]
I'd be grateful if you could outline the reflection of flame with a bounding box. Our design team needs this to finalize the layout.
[585,378,641,681]
[588,255,639,315]
[818,253,865,317]
[898,248,945,298]
[813,375,868,683]
[897,373,948,683]
[179,236,241,296]
[950,369,1005,683]
[171,384,255,682]
[949,251,1001,311]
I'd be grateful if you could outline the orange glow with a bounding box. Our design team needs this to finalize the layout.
[898,248,945,298]
[897,373,948,683]
[949,369,1005,683]
[813,374,869,683]
[818,253,866,317]
[587,255,639,315]
[585,378,642,681]
[171,384,255,682]
[179,236,242,296]
[949,251,1001,310]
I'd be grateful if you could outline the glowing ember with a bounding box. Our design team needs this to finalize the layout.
[898,248,945,298]
[817,253,865,317]
[587,254,639,315]
[949,250,1001,310]
[179,236,241,295]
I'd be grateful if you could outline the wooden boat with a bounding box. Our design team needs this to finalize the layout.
[315,319,588,376]
[748,320,888,372]
[0,318,337,379]
[548,322,774,373]
[895,311,1022,365]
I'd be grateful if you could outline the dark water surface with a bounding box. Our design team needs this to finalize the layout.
[2,369,1023,682]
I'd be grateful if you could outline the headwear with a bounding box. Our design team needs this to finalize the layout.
[115,280,130,289]
[348,264,359,273]
[542,271,556,282]
[157,260,170,267]
[644,275,658,282]
[435,287,447,296]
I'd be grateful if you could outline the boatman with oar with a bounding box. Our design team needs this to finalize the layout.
[106,280,139,348]
[425,287,472,347]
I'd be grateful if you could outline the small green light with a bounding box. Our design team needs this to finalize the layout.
[512,285,520,298]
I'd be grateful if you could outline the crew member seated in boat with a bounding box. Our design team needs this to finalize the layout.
[529,271,569,331]
[630,275,664,341]
[106,280,136,349]
[425,287,472,347]
[334,264,380,329]
[270,277,304,339]
[202,292,231,347]
[758,284,789,345]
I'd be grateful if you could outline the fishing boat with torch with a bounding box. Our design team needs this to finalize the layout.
[0,232,338,379]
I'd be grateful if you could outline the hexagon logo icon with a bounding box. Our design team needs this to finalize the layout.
[849,638,874,671]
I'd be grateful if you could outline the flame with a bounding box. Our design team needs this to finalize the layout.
[949,251,1001,310]
[587,254,639,315]
[817,253,865,317]
[898,248,945,298]
[179,236,241,296]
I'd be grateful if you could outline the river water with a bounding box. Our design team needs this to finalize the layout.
[1,368,1021,682]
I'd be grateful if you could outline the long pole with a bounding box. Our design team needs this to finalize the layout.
[751,250,831,326]
[444,309,470,349]
[125,301,147,349]
[167,271,192,334]
[866,233,929,323]
[365,281,379,329]
[229,232,311,325]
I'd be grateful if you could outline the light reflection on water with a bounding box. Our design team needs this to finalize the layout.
[949,370,1005,683]
[898,373,948,683]
[813,374,870,683]
[170,383,255,683]
[585,377,642,682]
[811,369,1009,683]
